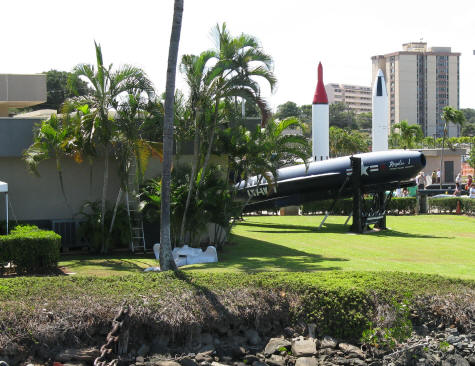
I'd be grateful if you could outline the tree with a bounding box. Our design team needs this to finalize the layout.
[275,101,300,120]
[468,148,475,170]
[356,112,372,130]
[160,0,184,271]
[68,42,154,253]
[389,120,423,149]
[32,70,90,112]
[329,102,357,130]
[439,106,465,187]
[329,126,370,157]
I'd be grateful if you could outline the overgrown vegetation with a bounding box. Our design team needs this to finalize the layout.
[0,271,473,355]
[0,225,61,274]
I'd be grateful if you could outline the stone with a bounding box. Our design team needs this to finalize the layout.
[137,344,150,357]
[448,336,462,344]
[321,336,338,349]
[196,353,214,363]
[350,359,368,366]
[295,356,318,366]
[245,329,262,346]
[244,355,260,364]
[444,354,470,366]
[266,355,286,366]
[156,362,182,366]
[198,345,216,354]
[180,358,199,366]
[136,356,145,363]
[56,348,100,362]
[264,338,291,356]
[211,362,229,366]
[252,362,268,366]
[291,339,317,357]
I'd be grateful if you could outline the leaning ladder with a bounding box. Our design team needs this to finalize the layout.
[125,158,146,253]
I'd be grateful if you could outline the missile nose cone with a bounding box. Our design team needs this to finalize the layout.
[313,62,328,104]
[377,69,384,77]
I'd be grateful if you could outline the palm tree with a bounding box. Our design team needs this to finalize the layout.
[195,23,276,202]
[68,42,154,253]
[439,106,465,188]
[390,120,423,149]
[23,114,76,214]
[160,0,184,271]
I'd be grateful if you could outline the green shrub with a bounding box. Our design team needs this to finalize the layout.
[387,197,416,215]
[0,225,61,274]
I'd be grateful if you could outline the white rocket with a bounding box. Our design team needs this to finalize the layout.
[312,62,329,161]
[372,69,389,151]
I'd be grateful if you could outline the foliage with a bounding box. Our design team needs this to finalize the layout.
[329,126,370,157]
[361,297,412,349]
[468,148,475,169]
[301,197,416,216]
[76,201,131,252]
[330,102,358,130]
[389,120,423,149]
[32,69,90,112]
[275,101,301,120]
[0,225,61,274]
[429,197,475,215]
[356,112,372,130]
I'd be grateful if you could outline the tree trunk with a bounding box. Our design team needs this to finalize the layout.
[160,0,183,271]
[108,187,123,238]
[179,113,200,245]
[440,123,446,189]
[56,158,73,216]
[101,145,110,254]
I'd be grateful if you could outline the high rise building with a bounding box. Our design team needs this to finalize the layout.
[371,42,460,137]
[325,83,372,114]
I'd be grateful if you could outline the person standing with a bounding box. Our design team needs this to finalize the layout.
[456,172,462,186]
[470,183,475,198]
[431,170,437,184]
[466,175,473,191]
[436,169,441,183]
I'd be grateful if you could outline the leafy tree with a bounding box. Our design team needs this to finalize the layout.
[329,102,357,130]
[68,42,154,253]
[460,108,475,137]
[439,106,465,187]
[32,70,90,112]
[389,120,423,149]
[160,0,184,270]
[275,101,300,120]
[329,126,370,157]
[356,112,372,130]
[468,148,475,169]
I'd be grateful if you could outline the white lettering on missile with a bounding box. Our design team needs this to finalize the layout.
[247,186,268,198]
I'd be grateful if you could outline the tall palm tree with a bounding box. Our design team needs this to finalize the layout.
[390,120,423,149]
[160,0,184,271]
[439,106,465,188]
[23,114,76,214]
[68,42,154,253]
[195,23,276,202]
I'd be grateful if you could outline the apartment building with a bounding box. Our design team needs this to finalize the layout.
[372,42,460,137]
[325,83,372,114]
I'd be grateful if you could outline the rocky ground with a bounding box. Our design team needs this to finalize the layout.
[7,323,474,366]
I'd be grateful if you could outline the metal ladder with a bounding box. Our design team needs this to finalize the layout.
[125,157,146,253]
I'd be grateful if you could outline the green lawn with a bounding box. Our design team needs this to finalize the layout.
[59,215,475,279]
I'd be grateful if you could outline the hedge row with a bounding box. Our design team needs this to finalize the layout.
[429,197,475,215]
[302,197,417,216]
[0,225,61,274]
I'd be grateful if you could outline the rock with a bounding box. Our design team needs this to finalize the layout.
[136,356,145,363]
[321,336,338,349]
[350,359,368,366]
[211,362,229,366]
[252,362,268,366]
[196,352,214,363]
[264,338,291,356]
[245,329,261,346]
[291,339,317,357]
[467,356,475,366]
[448,336,462,344]
[331,356,351,365]
[56,348,100,362]
[198,345,216,354]
[156,362,182,366]
[137,344,150,357]
[443,354,470,366]
[244,355,260,364]
[180,358,199,366]
[266,355,286,366]
[295,356,318,366]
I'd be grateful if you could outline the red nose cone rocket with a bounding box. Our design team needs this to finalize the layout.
[313,62,328,104]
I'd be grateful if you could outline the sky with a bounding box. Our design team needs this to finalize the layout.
[2,0,474,111]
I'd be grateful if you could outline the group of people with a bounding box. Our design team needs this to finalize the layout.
[415,170,474,198]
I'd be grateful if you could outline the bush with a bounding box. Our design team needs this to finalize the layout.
[0,225,61,274]
[428,197,475,215]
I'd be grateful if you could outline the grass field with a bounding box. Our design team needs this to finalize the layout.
[58,215,475,279]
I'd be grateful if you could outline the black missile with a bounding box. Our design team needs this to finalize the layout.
[237,150,426,212]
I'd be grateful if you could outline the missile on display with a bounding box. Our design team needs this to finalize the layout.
[372,69,389,152]
[312,62,329,161]
[237,150,426,212]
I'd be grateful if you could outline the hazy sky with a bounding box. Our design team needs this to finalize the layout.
[2,0,474,110]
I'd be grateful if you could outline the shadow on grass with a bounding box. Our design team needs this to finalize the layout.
[183,234,347,273]
[240,221,452,239]
[60,255,155,273]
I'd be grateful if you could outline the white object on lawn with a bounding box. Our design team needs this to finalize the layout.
[0,180,8,234]
[144,244,218,271]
